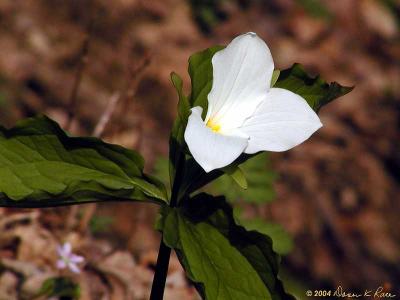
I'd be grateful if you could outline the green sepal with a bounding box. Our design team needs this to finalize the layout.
[188,45,224,116]
[271,69,280,87]
[222,165,248,189]
[169,72,190,189]
[210,153,276,204]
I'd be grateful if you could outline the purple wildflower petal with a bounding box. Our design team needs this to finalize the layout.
[62,242,72,255]
[56,245,64,257]
[68,263,81,274]
[56,259,67,269]
[70,254,84,264]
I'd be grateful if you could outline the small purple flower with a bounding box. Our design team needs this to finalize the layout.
[56,242,84,274]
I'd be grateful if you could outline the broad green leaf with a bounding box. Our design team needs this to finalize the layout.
[160,207,270,300]
[188,45,224,116]
[275,63,353,112]
[240,218,294,255]
[153,156,171,199]
[154,157,281,288]
[222,165,247,189]
[158,194,294,300]
[0,115,167,207]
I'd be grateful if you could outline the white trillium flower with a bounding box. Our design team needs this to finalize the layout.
[184,32,322,173]
[56,242,85,274]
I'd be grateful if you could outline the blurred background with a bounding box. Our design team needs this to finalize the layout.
[0,0,399,299]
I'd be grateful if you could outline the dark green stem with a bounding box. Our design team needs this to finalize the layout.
[150,153,185,300]
[149,241,172,300]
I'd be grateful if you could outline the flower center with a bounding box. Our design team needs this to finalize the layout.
[206,119,221,133]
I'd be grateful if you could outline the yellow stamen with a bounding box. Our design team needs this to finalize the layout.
[206,119,221,133]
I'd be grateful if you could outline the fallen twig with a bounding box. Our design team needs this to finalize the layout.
[77,54,152,233]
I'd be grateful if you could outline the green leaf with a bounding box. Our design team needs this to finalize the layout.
[37,277,80,299]
[222,165,247,189]
[275,63,353,112]
[159,194,294,300]
[240,218,294,255]
[0,115,167,207]
[153,156,171,199]
[188,45,224,116]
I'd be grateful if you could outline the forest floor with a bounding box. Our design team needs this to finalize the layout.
[0,0,399,299]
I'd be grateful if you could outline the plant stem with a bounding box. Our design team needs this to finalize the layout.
[150,153,185,300]
[150,239,172,300]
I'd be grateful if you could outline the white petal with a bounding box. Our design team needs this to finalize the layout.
[206,32,274,131]
[184,107,249,173]
[241,88,322,153]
